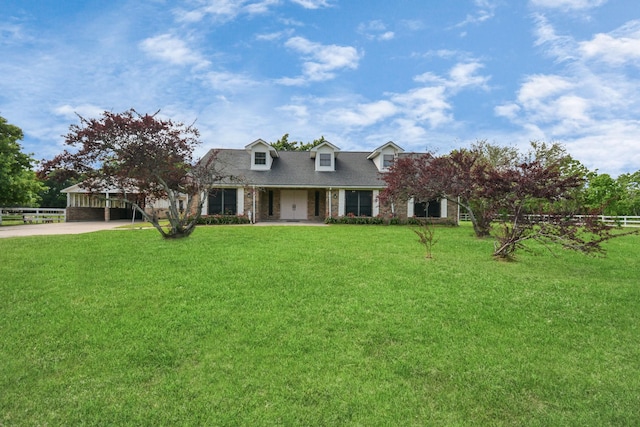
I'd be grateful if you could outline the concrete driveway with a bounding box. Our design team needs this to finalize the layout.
[0,221,129,238]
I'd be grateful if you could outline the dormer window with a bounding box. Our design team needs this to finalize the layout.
[254,152,266,165]
[310,140,341,172]
[319,153,332,167]
[245,139,278,170]
[368,141,404,172]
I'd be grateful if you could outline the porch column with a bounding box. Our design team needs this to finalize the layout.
[338,189,345,216]
[104,192,110,221]
[373,190,380,217]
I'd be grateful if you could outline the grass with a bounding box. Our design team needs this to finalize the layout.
[1,224,639,425]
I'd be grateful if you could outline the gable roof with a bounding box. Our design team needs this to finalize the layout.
[309,140,341,159]
[203,149,384,189]
[244,138,279,158]
[367,141,404,160]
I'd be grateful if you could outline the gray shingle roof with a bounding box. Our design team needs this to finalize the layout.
[203,149,387,188]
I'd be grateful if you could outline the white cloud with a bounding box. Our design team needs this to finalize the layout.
[401,20,425,31]
[529,0,607,10]
[289,0,332,9]
[496,16,640,175]
[326,100,397,127]
[454,0,497,28]
[279,36,362,84]
[201,70,260,91]
[415,62,490,92]
[174,0,241,23]
[313,61,491,136]
[391,86,452,128]
[448,62,490,91]
[494,103,521,120]
[174,0,279,23]
[532,14,578,61]
[358,20,395,41]
[414,72,446,85]
[244,0,280,14]
[53,104,106,120]
[414,49,472,61]
[579,20,640,65]
[256,29,294,41]
[392,118,429,141]
[517,74,574,106]
[139,34,210,68]
[277,104,309,123]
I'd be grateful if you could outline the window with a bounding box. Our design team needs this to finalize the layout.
[319,153,332,167]
[383,154,394,169]
[314,191,320,216]
[268,190,274,216]
[345,190,373,216]
[208,189,237,215]
[254,152,266,165]
[414,199,440,218]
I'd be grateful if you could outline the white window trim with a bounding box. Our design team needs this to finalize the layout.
[382,154,394,170]
[237,188,245,215]
[254,151,267,165]
[373,190,379,216]
[315,153,335,171]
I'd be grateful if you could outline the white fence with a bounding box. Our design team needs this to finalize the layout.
[0,207,66,225]
[596,215,640,227]
[458,212,640,227]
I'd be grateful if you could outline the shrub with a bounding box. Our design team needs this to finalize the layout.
[324,215,457,226]
[197,214,251,225]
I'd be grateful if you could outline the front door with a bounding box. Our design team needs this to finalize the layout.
[280,190,308,220]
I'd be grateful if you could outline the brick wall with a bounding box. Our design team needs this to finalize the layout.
[66,207,105,221]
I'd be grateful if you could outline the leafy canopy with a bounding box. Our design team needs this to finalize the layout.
[270,133,327,151]
[40,109,225,238]
[381,141,637,260]
[0,115,45,207]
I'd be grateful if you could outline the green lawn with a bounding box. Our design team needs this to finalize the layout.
[1,224,639,426]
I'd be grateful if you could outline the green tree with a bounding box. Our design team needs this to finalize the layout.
[0,115,45,207]
[270,134,326,151]
[616,171,640,216]
[583,172,626,215]
[38,170,77,208]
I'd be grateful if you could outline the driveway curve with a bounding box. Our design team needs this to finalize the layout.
[0,221,129,238]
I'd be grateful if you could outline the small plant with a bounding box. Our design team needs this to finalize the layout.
[412,219,438,259]
[197,214,251,225]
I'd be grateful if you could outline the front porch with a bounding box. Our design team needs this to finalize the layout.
[205,186,458,224]
[255,188,328,222]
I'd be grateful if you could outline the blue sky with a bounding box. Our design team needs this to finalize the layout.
[1,0,639,176]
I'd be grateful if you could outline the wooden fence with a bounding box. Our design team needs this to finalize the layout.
[458,212,640,227]
[0,207,66,225]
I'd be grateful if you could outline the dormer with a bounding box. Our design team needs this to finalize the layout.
[245,139,278,170]
[367,141,404,172]
[310,141,340,172]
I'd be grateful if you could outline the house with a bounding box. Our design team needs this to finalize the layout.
[201,139,458,224]
[60,139,458,224]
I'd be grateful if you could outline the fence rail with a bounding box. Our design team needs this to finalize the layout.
[458,213,640,227]
[0,207,66,225]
